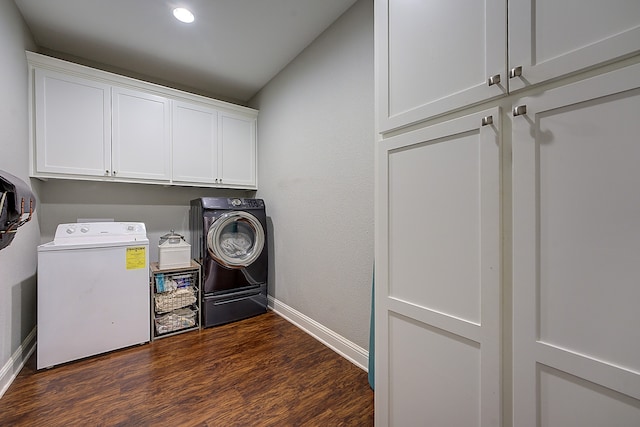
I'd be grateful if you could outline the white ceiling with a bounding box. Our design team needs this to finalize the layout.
[14,0,358,103]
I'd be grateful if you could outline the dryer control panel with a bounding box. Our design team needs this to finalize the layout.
[198,197,265,210]
[229,198,264,208]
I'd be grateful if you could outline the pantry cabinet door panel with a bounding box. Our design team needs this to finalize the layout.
[33,68,111,177]
[388,313,481,427]
[112,87,170,181]
[509,0,640,91]
[512,63,640,427]
[376,108,501,426]
[172,101,218,184]
[376,0,506,133]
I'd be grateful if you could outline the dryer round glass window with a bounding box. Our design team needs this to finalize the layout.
[206,211,265,268]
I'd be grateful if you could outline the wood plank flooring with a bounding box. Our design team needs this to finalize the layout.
[0,311,373,426]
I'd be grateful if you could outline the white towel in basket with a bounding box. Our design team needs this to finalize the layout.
[154,287,196,313]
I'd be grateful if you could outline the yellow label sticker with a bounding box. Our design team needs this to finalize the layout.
[126,246,146,270]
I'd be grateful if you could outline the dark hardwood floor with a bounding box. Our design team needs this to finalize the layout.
[0,311,373,426]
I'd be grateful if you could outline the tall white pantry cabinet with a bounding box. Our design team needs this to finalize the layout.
[374,1,640,426]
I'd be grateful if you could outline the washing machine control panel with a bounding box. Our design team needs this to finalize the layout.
[53,222,147,244]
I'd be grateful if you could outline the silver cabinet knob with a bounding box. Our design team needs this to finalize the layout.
[487,74,501,86]
[513,105,527,116]
[105,170,109,175]
[509,66,523,79]
[481,116,493,126]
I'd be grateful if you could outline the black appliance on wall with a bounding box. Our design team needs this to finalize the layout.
[0,170,36,251]
[190,198,268,327]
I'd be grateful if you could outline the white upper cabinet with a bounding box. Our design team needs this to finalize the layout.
[33,68,111,177]
[28,52,258,189]
[112,87,171,181]
[172,100,219,184]
[376,0,506,132]
[219,112,257,189]
[172,102,257,189]
[508,0,640,92]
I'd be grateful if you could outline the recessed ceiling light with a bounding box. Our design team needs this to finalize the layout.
[173,7,195,23]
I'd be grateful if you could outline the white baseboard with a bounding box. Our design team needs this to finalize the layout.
[268,296,369,372]
[0,327,36,399]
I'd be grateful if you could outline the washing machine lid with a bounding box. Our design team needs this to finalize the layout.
[207,211,265,268]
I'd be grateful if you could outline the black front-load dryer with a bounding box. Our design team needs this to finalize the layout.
[190,197,268,327]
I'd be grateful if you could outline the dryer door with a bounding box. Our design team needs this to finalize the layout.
[207,211,265,268]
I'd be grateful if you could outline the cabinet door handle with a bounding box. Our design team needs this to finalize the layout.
[513,105,527,116]
[509,66,523,79]
[481,115,493,126]
[105,170,109,175]
[487,74,501,86]
[113,170,117,176]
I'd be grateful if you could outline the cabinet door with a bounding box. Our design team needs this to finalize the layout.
[376,0,506,133]
[218,112,257,188]
[33,68,111,177]
[112,87,170,181]
[375,108,501,426]
[172,100,218,184]
[509,0,640,91]
[512,64,640,426]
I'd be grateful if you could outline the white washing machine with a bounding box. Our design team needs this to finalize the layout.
[37,222,150,369]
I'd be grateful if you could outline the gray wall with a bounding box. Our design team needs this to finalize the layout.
[0,0,38,393]
[249,0,374,349]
